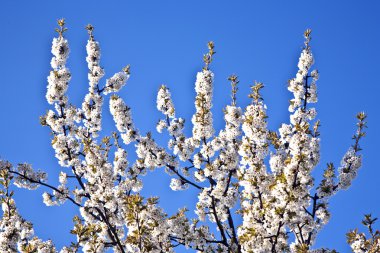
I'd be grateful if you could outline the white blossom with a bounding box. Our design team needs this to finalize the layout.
[104,71,129,94]
[192,70,214,141]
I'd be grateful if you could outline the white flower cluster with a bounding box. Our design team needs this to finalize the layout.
[86,40,105,91]
[350,236,367,253]
[82,92,104,136]
[156,85,196,162]
[104,71,129,95]
[157,85,175,118]
[156,119,167,133]
[50,37,70,69]
[51,133,80,167]
[192,70,214,141]
[238,100,276,252]
[110,95,139,144]
[288,46,318,113]
[136,135,174,170]
[346,214,380,253]
[42,172,69,207]
[167,208,219,251]
[221,105,243,140]
[338,148,362,190]
[0,161,57,252]
[168,125,195,162]
[80,39,107,137]
[46,37,71,105]
[113,148,128,177]
[170,178,189,191]
[13,163,47,190]
[44,105,81,135]
[317,163,336,199]
[239,103,267,167]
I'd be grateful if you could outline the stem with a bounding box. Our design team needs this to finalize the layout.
[8,170,81,207]
[166,164,203,190]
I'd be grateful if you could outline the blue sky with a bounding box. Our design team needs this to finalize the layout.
[0,1,379,252]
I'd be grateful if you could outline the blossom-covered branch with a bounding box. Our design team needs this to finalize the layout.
[0,20,369,253]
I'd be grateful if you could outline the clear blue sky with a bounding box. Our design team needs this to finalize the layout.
[0,1,379,252]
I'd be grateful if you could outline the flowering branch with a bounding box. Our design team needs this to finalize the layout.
[0,21,370,253]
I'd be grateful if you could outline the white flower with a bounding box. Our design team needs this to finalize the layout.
[110,95,139,144]
[156,119,167,133]
[42,192,56,206]
[170,178,188,191]
[157,85,175,118]
[192,70,214,141]
[104,71,129,94]
[58,172,67,185]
